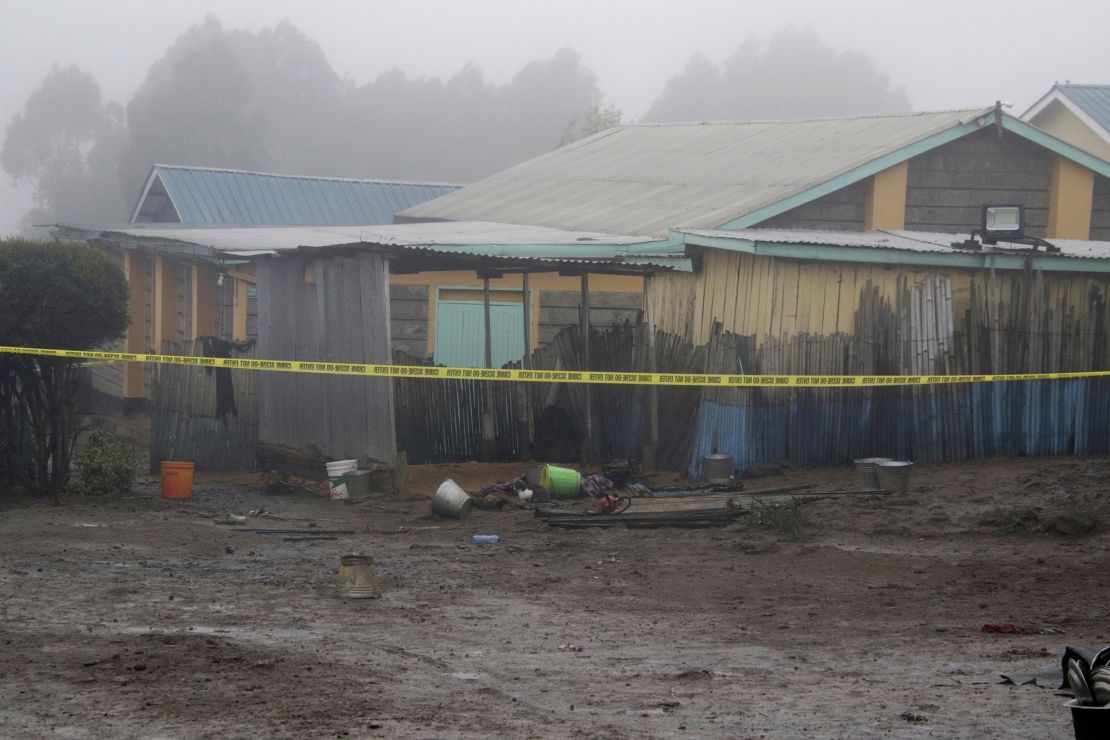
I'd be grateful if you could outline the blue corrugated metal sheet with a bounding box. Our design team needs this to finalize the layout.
[688,380,1106,478]
[1059,85,1110,138]
[140,165,459,226]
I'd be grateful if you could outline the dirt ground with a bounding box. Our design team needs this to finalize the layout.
[1,456,1108,738]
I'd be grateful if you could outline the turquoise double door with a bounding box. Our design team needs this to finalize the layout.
[434,299,526,368]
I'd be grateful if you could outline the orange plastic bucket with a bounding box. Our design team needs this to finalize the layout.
[161,461,195,499]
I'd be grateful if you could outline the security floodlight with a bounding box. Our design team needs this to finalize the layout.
[982,205,1024,240]
[950,204,1059,253]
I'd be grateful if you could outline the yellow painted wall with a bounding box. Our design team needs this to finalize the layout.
[864,162,908,230]
[650,249,1106,347]
[1030,101,1110,161]
[389,270,642,354]
[1047,155,1094,239]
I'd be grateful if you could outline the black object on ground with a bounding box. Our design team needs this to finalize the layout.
[536,507,746,529]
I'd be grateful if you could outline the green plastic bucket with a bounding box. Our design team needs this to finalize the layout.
[539,465,583,499]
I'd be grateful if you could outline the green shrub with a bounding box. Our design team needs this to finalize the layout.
[0,238,129,502]
[70,432,140,497]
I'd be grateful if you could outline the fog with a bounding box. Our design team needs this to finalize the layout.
[3,0,1108,235]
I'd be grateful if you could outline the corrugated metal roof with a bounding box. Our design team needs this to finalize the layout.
[64,221,689,271]
[681,227,1110,260]
[1057,85,1110,136]
[399,109,992,236]
[134,165,460,226]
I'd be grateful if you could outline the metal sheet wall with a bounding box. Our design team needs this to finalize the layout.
[256,253,395,463]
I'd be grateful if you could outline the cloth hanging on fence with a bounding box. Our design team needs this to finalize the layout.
[200,337,256,425]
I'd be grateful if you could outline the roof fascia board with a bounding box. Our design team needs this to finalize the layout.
[151,162,464,188]
[681,232,1110,274]
[128,166,166,223]
[1022,89,1110,147]
[1017,95,1110,148]
[1000,116,1110,177]
[716,117,990,229]
[364,236,682,260]
[1021,88,1062,120]
[100,230,218,259]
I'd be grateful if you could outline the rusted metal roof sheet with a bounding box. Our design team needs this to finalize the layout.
[399,110,991,236]
[58,221,690,271]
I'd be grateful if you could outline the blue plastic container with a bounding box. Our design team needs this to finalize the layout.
[472,535,502,544]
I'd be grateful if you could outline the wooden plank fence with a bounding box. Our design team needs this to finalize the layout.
[393,322,708,467]
[690,274,1110,476]
[150,340,259,471]
[151,273,1110,474]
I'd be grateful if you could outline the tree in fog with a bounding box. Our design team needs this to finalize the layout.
[1,66,128,228]
[341,47,602,182]
[4,19,607,228]
[559,96,623,146]
[646,29,911,123]
[119,17,273,198]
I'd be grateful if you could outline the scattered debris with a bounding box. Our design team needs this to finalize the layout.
[1061,645,1110,707]
[600,459,637,486]
[558,644,583,652]
[593,493,631,515]
[981,624,1063,635]
[338,554,379,599]
[537,508,745,529]
[740,461,790,479]
[431,479,473,519]
[261,470,327,497]
[213,513,248,526]
[1040,513,1100,536]
[246,528,356,536]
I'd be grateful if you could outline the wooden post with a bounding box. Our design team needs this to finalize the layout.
[579,272,592,464]
[191,264,217,339]
[233,277,250,341]
[481,275,495,461]
[522,272,532,358]
[483,276,493,369]
[122,251,148,404]
[383,258,401,488]
[153,255,179,353]
[644,273,658,471]
[122,251,147,401]
[519,271,533,459]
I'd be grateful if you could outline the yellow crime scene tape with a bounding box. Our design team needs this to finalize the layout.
[3,345,1110,388]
